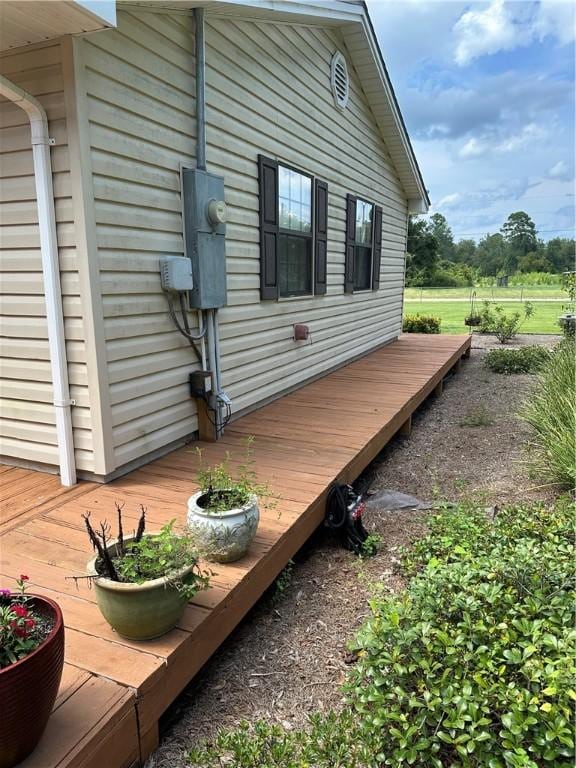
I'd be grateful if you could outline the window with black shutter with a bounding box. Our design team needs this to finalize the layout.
[344,195,383,292]
[258,155,328,300]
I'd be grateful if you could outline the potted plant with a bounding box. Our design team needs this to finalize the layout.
[0,575,65,768]
[187,439,271,563]
[464,313,481,327]
[83,504,210,641]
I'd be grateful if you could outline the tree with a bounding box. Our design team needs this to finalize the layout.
[476,233,508,276]
[518,252,554,273]
[454,239,477,265]
[545,238,576,273]
[406,217,438,285]
[501,212,538,272]
[429,213,455,261]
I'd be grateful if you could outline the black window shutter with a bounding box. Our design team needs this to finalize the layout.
[258,155,279,300]
[372,205,383,290]
[344,194,356,294]
[314,179,328,295]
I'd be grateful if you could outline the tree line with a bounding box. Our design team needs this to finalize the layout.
[406,211,575,287]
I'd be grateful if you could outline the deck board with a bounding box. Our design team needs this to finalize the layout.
[0,334,470,767]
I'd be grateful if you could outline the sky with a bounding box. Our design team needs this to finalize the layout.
[366,0,575,243]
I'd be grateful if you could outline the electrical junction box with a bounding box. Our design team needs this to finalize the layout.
[160,256,194,292]
[182,167,227,309]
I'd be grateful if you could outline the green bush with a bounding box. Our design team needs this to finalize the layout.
[347,499,576,767]
[479,301,534,343]
[186,500,575,768]
[484,346,551,375]
[508,272,562,287]
[403,314,441,334]
[521,339,576,489]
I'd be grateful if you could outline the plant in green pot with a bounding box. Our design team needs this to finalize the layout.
[84,504,210,641]
[0,575,65,768]
[187,439,273,564]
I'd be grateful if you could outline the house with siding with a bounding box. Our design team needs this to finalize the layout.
[0,0,429,485]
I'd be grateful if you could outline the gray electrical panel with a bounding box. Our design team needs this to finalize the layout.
[182,167,227,308]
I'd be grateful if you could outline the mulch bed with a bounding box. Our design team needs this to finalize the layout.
[146,334,558,768]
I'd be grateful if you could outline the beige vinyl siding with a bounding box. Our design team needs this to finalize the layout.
[79,10,200,468]
[0,43,95,471]
[82,10,409,471]
[206,18,408,411]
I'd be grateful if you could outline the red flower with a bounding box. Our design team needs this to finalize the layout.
[9,619,28,638]
[24,618,35,629]
[12,605,28,618]
[19,575,29,582]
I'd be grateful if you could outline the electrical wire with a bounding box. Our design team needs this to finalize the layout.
[166,294,231,435]
[167,293,206,362]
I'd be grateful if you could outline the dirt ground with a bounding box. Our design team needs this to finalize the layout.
[146,334,559,768]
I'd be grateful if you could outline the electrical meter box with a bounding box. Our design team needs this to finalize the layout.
[182,167,227,309]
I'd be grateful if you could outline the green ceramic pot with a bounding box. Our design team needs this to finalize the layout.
[86,534,191,641]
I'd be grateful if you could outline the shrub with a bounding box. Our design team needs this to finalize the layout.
[403,314,441,334]
[559,272,576,338]
[347,498,576,767]
[509,272,562,286]
[484,346,551,375]
[478,301,534,343]
[521,339,576,489]
[186,500,575,768]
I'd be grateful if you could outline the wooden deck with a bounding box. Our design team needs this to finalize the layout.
[1,334,471,768]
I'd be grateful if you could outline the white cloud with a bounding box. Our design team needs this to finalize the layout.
[435,193,462,209]
[535,0,576,46]
[459,137,485,158]
[453,0,574,66]
[497,123,548,152]
[548,160,573,180]
[454,0,525,66]
[458,124,548,158]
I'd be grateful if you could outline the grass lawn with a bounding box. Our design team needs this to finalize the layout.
[404,285,564,301]
[403,299,563,334]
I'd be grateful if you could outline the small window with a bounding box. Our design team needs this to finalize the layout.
[354,199,374,290]
[278,165,313,297]
[344,195,383,294]
[258,155,328,300]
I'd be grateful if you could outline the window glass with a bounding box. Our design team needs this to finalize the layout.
[354,246,372,291]
[279,166,312,233]
[279,235,312,297]
[353,199,374,290]
[355,199,373,245]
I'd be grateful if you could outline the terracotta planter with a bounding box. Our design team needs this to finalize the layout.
[87,534,193,640]
[187,491,259,563]
[0,595,64,768]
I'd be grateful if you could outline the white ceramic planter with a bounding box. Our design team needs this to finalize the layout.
[187,491,259,563]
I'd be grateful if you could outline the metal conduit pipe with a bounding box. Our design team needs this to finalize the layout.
[194,7,224,434]
[0,75,76,485]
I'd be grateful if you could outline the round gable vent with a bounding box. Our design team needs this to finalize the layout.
[330,50,349,109]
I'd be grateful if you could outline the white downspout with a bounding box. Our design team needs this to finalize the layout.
[0,75,76,486]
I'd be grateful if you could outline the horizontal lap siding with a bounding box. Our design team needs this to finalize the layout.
[0,43,94,471]
[81,11,200,468]
[207,19,408,412]
[84,11,408,472]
